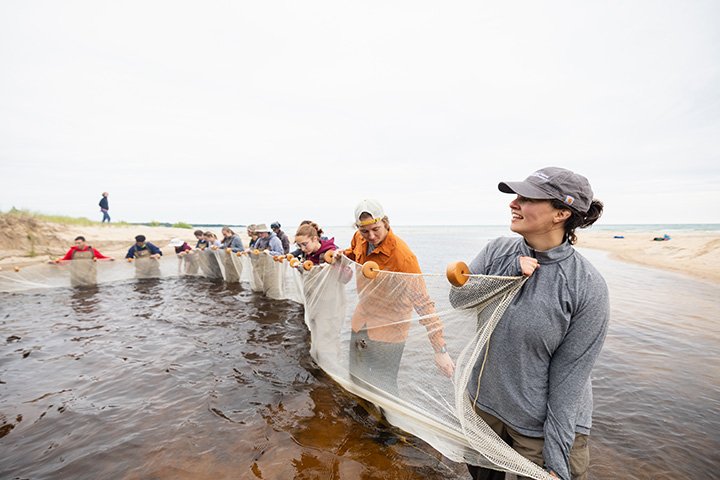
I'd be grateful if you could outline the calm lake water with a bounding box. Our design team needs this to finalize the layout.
[1,226,718,479]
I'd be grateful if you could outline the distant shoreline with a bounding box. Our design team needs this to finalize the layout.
[576,230,720,283]
[1,213,718,283]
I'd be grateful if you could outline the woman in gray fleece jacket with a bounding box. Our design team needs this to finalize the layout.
[462,167,608,480]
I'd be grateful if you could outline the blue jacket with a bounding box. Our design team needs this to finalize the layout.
[254,233,284,255]
[126,242,162,259]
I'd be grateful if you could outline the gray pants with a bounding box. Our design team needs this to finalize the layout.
[349,329,406,397]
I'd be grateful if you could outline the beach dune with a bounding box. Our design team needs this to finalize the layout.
[0,214,215,268]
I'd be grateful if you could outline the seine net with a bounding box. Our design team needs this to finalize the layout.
[0,250,551,479]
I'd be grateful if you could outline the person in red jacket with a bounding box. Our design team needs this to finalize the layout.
[53,236,113,262]
[294,222,337,265]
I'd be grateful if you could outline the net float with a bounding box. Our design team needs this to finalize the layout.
[286,253,294,261]
[303,260,313,271]
[361,260,379,279]
[290,258,300,268]
[253,249,260,255]
[226,248,232,254]
[324,250,336,264]
[236,251,243,257]
[14,266,21,272]
[446,261,470,287]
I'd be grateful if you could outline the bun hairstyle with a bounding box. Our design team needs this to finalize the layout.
[298,220,323,238]
[296,222,322,239]
[222,226,235,236]
[551,199,604,245]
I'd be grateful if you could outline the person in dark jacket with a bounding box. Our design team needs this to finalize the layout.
[271,222,290,254]
[125,235,162,259]
[194,230,209,249]
[99,192,110,223]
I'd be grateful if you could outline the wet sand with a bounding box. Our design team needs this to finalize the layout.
[576,230,720,283]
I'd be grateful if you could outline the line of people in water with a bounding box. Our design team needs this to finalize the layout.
[49,166,607,480]
[51,220,340,267]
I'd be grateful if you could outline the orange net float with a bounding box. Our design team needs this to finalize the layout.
[126,258,134,263]
[286,253,294,261]
[361,260,379,279]
[446,261,470,287]
[14,266,21,272]
[323,250,336,264]
[226,248,232,254]
[290,258,300,268]
[236,251,243,257]
[253,249,260,256]
[303,260,314,271]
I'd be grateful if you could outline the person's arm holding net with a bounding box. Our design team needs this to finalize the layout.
[403,257,455,377]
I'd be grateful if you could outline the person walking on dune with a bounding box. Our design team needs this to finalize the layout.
[99,192,110,223]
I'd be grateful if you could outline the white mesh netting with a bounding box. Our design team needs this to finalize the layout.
[0,250,551,479]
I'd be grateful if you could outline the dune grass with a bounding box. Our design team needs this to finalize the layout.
[2,208,100,226]
[1,208,189,229]
[1,208,136,226]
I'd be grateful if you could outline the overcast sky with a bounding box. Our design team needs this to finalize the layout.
[1,1,718,227]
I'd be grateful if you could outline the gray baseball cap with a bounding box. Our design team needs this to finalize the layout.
[498,167,593,214]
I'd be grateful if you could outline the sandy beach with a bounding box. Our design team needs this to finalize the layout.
[0,214,242,269]
[1,214,719,283]
[577,230,720,283]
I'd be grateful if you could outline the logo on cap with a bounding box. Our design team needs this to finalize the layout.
[531,171,550,181]
[564,195,575,206]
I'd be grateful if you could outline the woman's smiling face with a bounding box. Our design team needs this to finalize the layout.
[509,195,560,237]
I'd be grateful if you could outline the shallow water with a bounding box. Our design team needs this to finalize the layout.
[1,277,467,479]
[579,249,720,479]
[1,227,719,479]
